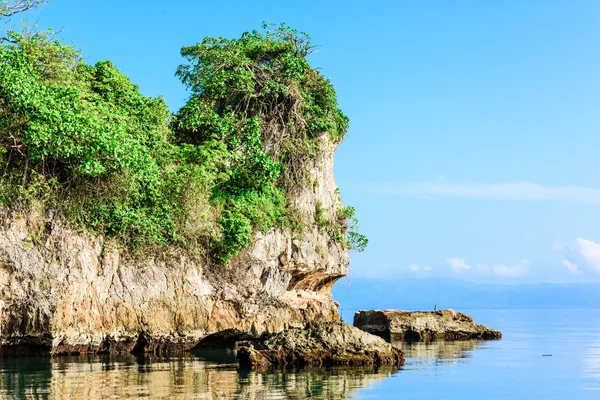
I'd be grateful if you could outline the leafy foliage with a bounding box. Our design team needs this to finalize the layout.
[173,23,360,259]
[0,33,179,246]
[314,203,368,252]
[174,23,349,186]
[338,206,369,252]
[0,22,367,263]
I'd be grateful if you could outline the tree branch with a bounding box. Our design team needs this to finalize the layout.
[1,1,48,44]
[0,1,46,18]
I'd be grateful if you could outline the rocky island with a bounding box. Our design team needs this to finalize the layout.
[354,310,502,342]
[0,22,398,366]
[0,8,496,366]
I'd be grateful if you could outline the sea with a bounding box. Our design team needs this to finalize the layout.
[0,309,598,399]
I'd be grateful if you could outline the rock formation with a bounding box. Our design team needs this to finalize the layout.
[354,310,501,342]
[0,135,350,356]
[237,321,404,368]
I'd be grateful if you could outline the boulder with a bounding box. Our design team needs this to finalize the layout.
[354,310,501,341]
[237,321,405,368]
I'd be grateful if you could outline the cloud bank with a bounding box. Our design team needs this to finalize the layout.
[370,181,600,205]
[560,238,600,275]
[445,258,530,278]
[409,263,433,272]
[446,258,471,274]
[350,239,600,283]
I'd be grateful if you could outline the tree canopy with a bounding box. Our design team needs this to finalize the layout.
[0,20,367,263]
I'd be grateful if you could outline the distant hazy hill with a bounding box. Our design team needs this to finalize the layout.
[332,278,600,317]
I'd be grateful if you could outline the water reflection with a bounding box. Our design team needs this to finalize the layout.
[582,333,600,391]
[392,340,487,368]
[0,352,399,399]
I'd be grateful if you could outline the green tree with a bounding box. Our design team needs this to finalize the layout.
[0,33,177,245]
[173,23,362,260]
[0,21,367,262]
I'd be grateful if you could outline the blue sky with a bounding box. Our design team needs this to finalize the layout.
[22,0,600,284]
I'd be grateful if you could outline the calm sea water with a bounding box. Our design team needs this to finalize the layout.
[0,309,598,399]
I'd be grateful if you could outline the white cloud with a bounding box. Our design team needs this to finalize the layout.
[352,241,600,282]
[446,258,530,278]
[562,259,581,274]
[351,263,432,280]
[492,262,529,278]
[409,263,433,272]
[446,258,471,274]
[369,181,600,205]
[561,238,600,274]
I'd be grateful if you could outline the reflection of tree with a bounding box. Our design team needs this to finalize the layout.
[0,354,400,399]
[392,340,487,367]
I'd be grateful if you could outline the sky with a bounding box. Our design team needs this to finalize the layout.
[17,0,600,285]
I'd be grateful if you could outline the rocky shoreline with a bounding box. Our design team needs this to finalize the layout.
[237,322,405,368]
[354,310,501,341]
[1,321,408,370]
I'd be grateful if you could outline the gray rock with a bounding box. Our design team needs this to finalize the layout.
[237,322,405,368]
[354,310,502,341]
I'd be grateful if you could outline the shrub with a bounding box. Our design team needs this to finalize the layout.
[0,24,367,263]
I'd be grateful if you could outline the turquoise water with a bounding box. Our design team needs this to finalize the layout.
[357,309,600,399]
[0,309,598,399]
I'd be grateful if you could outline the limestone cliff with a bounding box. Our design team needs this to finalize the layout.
[0,135,349,356]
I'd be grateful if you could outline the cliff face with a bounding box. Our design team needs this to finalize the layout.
[0,136,349,355]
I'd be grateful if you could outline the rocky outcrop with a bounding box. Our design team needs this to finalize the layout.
[237,322,405,368]
[0,134,350,356]
[354,310,501,342]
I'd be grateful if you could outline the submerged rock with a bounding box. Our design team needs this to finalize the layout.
[354,310,501,342]
[237,322,405,368]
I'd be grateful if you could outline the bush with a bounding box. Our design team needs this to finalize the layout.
[0,24,367,263]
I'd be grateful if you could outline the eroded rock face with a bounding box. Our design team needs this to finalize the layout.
[0,136,350,356]
[237,322,405,368]
[354,310,502,342]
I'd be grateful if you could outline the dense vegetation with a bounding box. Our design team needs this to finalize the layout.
[0,4,367,263]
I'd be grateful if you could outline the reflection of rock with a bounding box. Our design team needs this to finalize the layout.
[0,334,51,357]
[238,322,405,368]
[354,310,501,341]
[392,340,485,366]
[0,354,399,399]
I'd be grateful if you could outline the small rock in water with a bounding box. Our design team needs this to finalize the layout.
[237,321,405,368]
[354,309,502,342]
